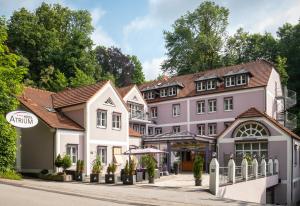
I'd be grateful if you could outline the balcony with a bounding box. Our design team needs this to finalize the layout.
[129,111,151,123]
[276,87,297,109]
[277,111,297,130]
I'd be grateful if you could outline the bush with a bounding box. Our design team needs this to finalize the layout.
[0,170,22,180]
[129,159,136,175]
[92,155,102,174]
[124,160,130,175]
[141,155,156,178]
[55,154,63,169]
[111,162,117,174]
[61,155,72,172]
[40,169,49,175]
[76,160,84,173]
[193,156,204,180]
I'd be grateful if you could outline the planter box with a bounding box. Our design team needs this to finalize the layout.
[90,173,102,183]
[195,179,202,186]
[136,171,143,182]
[38,173,72,182]
[75,172,84,181]
[122,175,136,185]
[105,174,117,184]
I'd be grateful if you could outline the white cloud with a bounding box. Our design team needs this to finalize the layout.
[142,56,166,80]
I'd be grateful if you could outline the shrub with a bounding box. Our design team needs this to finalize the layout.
[55,154,63,170]
[141,155,156,178]
[0,170,22,180]
[129,159,136,175]
[92,155,102,174]
[76,160,84,173]
[61,155,72,172]
[193,156,204,180]
[110,162,117,174]
[124,160,130,175]
[40,169,49,175]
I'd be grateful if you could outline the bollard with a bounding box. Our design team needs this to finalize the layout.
[252,156,258,179]
[209,152,219,195]
[228,154,236,184]
[261,158,267,177]
[273,158,279,174]
[241,156,248,181]
[268,159,273,175]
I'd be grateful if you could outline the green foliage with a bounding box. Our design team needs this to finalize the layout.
[141,155,156,178]
[54,154,63,169]
[0,169,22,180]
[76,160,84,173]
[61,155,72,172]
[124,160,130,175]
[69,68,95,88]
[275,56,289,85]
[92,155,103,174]
[162,1,229,75]
[130,55,145,85]
[39,66,68,91]
[129,159,136,175]
[193,156,204,180]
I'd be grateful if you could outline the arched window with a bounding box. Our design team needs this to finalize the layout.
[234,121,269,138]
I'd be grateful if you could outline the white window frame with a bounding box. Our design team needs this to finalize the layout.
[160,88,168,97]
[208,123,217,136]
[236,74,247,85]
[172,104,180,117]
[207,80,216,90]
[151,107,158,118]
[197,124,205,136]
[168,87,177,96]
[208,99,217,113]
[66,144,78,165]
[196,100,205,114]
[155,127,162,135]
[173,126,180,133]
[235,142,268,160]
[148,127,154,135]
[112,112,121,130]
[97,109,107,128]
[196,81,206,91]
[225,76,236,87]
[224,97,233,111]
[97,146,107,165]
[140,125,146,135]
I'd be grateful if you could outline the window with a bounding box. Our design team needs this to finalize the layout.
[236,74,247,85]
[97,110,107,128]
[168,87,177,96]
[224,97,233,111]
[155,127,162,135]
[144,91,154,99]
[151,107,158,118]
[97,146,107,164]
[133,124,140,132]
[235,142,268,163]
[207,80,216,90]
[112,113,121,129]
[197,124,205,135]
[113,146,122,156]
[208,123,217,136]
[225,76,236,87]
[160,88,167,97]
[66,144,78,165]
[172,104,180,117]
[196,81,206,91]
[140,125,146,135]
[234,121,269,138]
[173,126,180,133]
[208,99,217,112]
[104,98,115,106]
[148,127,154,135]
[197,100,205,114]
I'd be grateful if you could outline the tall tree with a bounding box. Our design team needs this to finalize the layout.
[0,18,27,171]
[7,3,97,89]
[69,68,95,88]
[130,55,145,85]
[162,1,229,75]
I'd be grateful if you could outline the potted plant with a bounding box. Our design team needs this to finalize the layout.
[54,154,63,172]
[141,155,156,184]
[173,161,180,175]
[75,160,84,181]
[122,160,136,185]
[61,155,72,181]
[136,168,144,182]
[90,156,103,183]
[105,162,117,184]
[193,155,204,186]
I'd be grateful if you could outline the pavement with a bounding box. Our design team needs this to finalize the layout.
[0,174,260,206]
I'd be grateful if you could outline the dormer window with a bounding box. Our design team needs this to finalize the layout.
[236,74,247,85]
[160,88,167,97]
[196,81,206,91]
[168,87,177,96]
[144,91,155,100]
[225,76,236,87]
[207,80,216,90]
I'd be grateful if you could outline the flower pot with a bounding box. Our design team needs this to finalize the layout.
[122,174,136,185]
[136,171,143,182]
[148,177,154,184]
[75,172,84,181]
[105,174,117,184]
[195,179,202,186]
[90,173,101,183]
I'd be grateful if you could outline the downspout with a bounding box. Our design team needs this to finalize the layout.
[291,138,294,204]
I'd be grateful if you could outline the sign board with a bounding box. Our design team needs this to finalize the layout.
[6,111,38,128]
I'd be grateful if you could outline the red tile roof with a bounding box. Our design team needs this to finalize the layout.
[139,59,274,103]
[117,85,135,98]
[129,128,142,137]
[219,107,300,140]
[52,81,109,108]
[19,87,84,131]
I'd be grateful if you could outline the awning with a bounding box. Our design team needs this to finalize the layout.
[124,148,167,155]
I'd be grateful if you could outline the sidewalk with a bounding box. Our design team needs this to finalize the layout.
[0,176,260,206]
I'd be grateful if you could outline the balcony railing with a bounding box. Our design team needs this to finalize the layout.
[277,87,297,109]
[277,111,297,130]
[130,111,149,121]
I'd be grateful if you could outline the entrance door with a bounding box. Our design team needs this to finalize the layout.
[181,151,205,171]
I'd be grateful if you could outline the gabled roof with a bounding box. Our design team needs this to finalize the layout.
[52,81,109,108]
[19,87,84,131]
[117,85,135,98]
[139,59,274,103]
[219,107,300,140]
[129,128,142,138]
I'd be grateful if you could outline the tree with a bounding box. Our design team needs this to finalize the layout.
[7,3,98,89]
[69,68,95,88]
[0,18,27,172]
[39,66,68,91]
[130,55,145,85]
[162,1,229,75]
[275,56,289,86]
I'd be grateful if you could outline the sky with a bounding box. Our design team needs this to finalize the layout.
[0,0,300,80]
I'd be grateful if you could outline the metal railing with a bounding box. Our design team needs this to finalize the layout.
[284,88,297,109]
[219,167,229,186]
[277,111,297,130]
[130,111,149,121]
